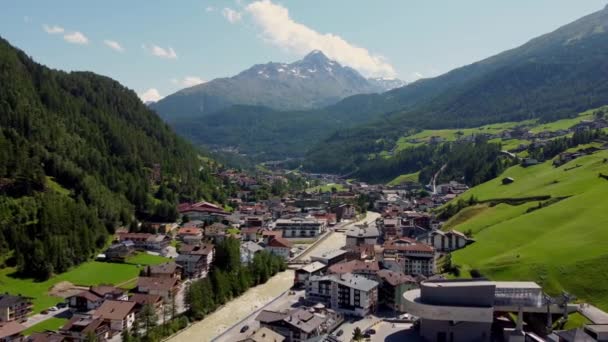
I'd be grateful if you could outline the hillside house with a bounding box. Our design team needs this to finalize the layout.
[178,201,229,222]
[0,295,32,323]
[60,316,110,341]
[177,243,214,278]
[417,229,473,252]
[67,286,127,312]
[265,237,293,260]
[95,300,136,333]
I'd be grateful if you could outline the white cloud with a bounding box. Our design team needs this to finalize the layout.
[139,88,163,103]
[144,44,178,59]
[172,76,206,87]
[222,7,242,23]
[104,40,124,52]
[63,31,89,44]
[182,76,206,87]
[205,6,215,12]
[245,0,396,78]
[43,24,64,34]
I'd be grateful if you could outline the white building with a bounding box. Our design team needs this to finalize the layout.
[418,229,473,252]
[306,273,378,317]
[275,217,326,238]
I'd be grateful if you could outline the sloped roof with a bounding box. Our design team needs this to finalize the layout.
[95,300,136,320]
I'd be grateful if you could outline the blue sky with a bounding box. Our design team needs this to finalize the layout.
[1,0,606,102]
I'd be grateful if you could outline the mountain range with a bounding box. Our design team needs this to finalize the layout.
[151,50,405,119]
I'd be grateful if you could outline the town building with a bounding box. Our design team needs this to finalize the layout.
[327,260,380,280]
[241,241,264,264]
[345,224,379,247]
[382,238,435,276]
[0,295,32,323]
[294,262,327,287]
[238,327,285,342]
[0,321,26,342]
[306,273,379,317]
[403,280,550,342]
[417,229,473,252]
[274,218,326,238]
[255,307,342,342]
[60,316,110,341]
[176,227,203,245]
[95,300,137,334]
[116,233,170,252]
[136,277,179,301]
[178,201,229,222]
[310,249,348,266]
[376,270,416,312]
[176,243,214,278]
[143,262,182,280]
[265,237,293,260]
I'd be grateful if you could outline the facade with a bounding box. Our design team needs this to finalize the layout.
[241,241,264,264]
[382,238,435,276]
[265,237,292,260]
[376,269,416,312]
[294,262,327,287]
[60,316,110,341]
[116,233,170,252]
[345,224,379,247]
[95,300,137,333]
[144,262,182,280]
[274,218,326,238]
[67,286,127,312]
[403,280,545,342]
[136,277,179,300]
[306,273,379,317]
[0,295,32,323]
[176,243,214,278]
[418,229,473,252]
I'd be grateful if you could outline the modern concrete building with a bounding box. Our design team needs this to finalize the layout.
[274,218,326,238]
[403,280,558,342]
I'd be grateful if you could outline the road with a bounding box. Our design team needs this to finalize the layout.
[23,307,70,328]
[168,270,295,342]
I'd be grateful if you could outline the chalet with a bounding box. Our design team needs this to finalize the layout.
[116,233,170,252]
[103,242,134,262]
[27,331,67,342]
[136,277,179,300]
[67,286,127,312]
[344,244,376,261]
[60,316,110,341]
[178,201,229,222]
[205,223,229,243]
[237,327,285,342]
[417,229,473,252]
[241,227,260,242]
[95,300,137,333]
[328,260,380,280]
[256,307,342,342]
[265,237,292,260]
[0,294,32,323]
[177,227,203,245]
[129,293,164,317]
[176,243,214,278]
[143,262,182,280]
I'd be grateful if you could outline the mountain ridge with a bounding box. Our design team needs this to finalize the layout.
[151,50,405,119]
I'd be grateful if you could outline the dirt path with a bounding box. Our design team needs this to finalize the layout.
[167,270,294,342]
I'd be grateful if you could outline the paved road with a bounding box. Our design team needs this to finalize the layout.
[168,270,294,342]
[578,304,608,324]
[23,307,70,328]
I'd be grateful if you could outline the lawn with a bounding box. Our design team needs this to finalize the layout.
[450,150,608,310]
[387,172,420,186]
[307,183,347,193]
[23,317,69,336]
[0,253,169,313]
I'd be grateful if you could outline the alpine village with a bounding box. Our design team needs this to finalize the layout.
[2,3,608,342]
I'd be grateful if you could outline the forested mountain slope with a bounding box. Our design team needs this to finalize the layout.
[0,37,224,279]
[305,5,608,173]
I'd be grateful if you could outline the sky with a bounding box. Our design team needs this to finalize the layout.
[1,0,607,102]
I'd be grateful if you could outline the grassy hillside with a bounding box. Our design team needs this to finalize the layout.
[450,150,608,309]
[387,172,420,186]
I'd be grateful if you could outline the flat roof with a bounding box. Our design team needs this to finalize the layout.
[424,280,541,289]
[300,261,327,273]
[311,249,347,260]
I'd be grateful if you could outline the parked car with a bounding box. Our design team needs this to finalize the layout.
[366,328,376,335]
[57,302,67,308]
[240,325,249,333]
[336,329,343,337]
[49,306,58,311]
[41,310,49,314]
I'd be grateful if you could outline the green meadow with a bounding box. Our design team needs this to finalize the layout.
[0,253,169,313]
[449,150,608,310]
